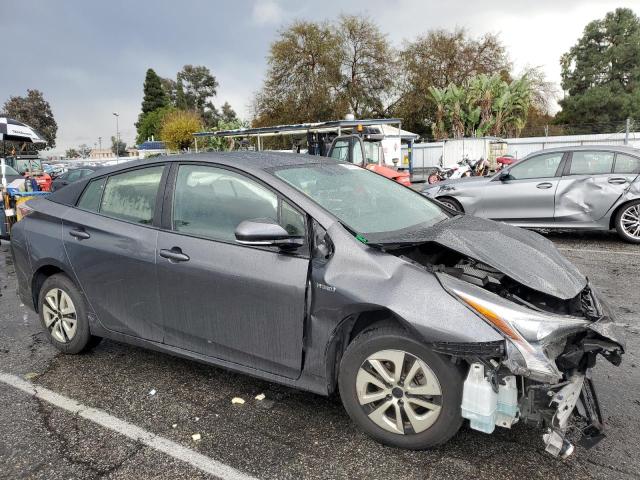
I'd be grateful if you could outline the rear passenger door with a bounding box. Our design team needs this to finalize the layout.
[155,163,309,379]
[554,150,628,223]
[62,165,167,342]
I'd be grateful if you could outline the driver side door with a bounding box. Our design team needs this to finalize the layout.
[478,151,566,223]
[156,163,310,379]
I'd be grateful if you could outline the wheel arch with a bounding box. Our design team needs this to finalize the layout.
[609,198,640,229]
[31,261,76,313]
[435,195,464,213]
[323,307,423,395]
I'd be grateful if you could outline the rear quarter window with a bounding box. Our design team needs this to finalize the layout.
[77,177,106,212]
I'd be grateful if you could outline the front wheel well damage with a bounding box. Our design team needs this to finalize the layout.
[326,309,427,395]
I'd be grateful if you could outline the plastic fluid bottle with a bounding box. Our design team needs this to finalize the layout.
[460,363,498,433]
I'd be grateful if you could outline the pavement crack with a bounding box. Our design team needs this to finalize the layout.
[34,396,143,479]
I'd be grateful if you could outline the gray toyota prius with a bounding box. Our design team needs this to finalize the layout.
[10,152,624,456]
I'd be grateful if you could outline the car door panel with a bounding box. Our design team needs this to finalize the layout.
[157,232,308,378]
[63,210,163,341]
[554,150,624,223]
[478,152,565,222]
[156,163,309,379]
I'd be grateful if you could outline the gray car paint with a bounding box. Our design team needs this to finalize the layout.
[9,152,600,397]
[422,145,640,230]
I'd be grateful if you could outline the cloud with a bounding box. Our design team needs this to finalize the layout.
[252,1,285,25]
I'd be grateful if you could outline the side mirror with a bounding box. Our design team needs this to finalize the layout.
[235,218,304,249]
[499,171,512,181]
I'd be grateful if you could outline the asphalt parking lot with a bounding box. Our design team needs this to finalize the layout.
[0,231,638,480]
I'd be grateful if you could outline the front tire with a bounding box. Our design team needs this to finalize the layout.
[38,273,102,354]
[338,324,464,450]
[614,200,640,243]
[437,196,463,213]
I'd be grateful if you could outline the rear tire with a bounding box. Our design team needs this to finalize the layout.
[338,324,464,450]
[614,200,640,244]
[38,273,102,354]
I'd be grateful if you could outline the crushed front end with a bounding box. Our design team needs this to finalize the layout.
[438,272,624,457]
[387,240,625,457]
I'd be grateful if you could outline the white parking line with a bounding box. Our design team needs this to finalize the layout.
[558,247,640,257]
[0,372,258,480]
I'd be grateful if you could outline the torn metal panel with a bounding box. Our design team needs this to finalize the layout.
[367,215,587,300]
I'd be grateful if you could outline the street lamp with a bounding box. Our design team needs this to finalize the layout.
[112,112,120,158]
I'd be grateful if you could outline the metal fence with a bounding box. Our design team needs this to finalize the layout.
[404,130,640,176]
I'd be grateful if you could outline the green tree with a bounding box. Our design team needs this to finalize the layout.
[336,15,396,117]
[395,29,510,137]
[177,65,219,127]
[111,136,127,157]
[65,148,80,158]
[220,102,238,123]
[2,89,58,149]
[78,144,92,158]
[253,20,343,127]
[136,106,175,144]
[160,110,202,151]
[140,69,168,115]
[557,8,640,131]
[430,73,533,139]
[160,77,177,105]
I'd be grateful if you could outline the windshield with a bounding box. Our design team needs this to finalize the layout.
[1,164,20,176]
[274,163,448,242]
[13,158,42,174]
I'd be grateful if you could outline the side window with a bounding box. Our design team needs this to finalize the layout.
[172,165,304,243]
[66,169,83,182]
[508,153,563,180]
[614,154,640,174]
[77,177,106,212]
[100,166,164,224]
[330,140,349,161]
[352,140,364,165]
[569,151,614,175]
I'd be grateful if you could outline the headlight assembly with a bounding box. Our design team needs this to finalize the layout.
[439,274,590,383]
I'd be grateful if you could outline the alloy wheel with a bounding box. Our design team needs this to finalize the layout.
[620,204,640,239]
[42,288,78,343]
[355,349,442,435]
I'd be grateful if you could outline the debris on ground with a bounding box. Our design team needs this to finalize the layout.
[172,424,178,429]
[191,433,201,442]
[231,397,245,405]
[24,372,39,380]
[255,393,266,401]
[148,388,157,396]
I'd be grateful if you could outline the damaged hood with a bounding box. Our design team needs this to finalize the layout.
[372,215,587,300]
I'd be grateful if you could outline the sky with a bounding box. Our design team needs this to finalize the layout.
[1,0,638,156]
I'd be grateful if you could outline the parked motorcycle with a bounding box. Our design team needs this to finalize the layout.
[427,157,488,184]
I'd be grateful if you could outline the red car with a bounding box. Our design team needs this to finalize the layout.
[25,171,52,191]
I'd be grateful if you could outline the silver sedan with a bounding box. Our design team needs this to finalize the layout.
[421,145,640,243]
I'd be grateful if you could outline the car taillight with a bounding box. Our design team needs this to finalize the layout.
[16,202,35,221]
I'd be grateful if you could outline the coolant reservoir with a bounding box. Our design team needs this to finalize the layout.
[461,363,497,434]
[496,375,519,428]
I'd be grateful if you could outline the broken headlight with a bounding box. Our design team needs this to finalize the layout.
[440,274,590,383]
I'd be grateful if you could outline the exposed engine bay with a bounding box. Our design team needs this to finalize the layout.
[383,241,625,457]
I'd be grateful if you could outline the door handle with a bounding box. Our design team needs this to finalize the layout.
[69,229,90,240]
[159,248,190,263]
[536,182,553,189]
[608,177,628,185]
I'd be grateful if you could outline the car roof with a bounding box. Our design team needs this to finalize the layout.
[526,145,640,156]
[47,151,341,206]
[99,151,332,173]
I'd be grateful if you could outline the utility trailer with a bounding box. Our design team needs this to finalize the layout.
[193,118,420,185]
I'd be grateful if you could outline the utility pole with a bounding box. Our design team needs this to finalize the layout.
[98,136,102,152]
[625,118,631,145]
[112,112,120,157]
